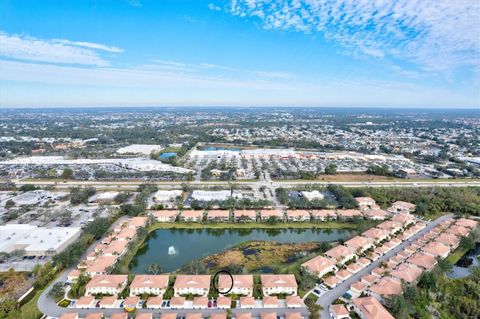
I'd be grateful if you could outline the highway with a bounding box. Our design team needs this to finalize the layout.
[9,178,480,190]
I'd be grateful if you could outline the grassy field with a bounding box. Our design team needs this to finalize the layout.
[147,221,358,231]
[18,289,43,319]
[199,241,325,274]
[446,247,469,265]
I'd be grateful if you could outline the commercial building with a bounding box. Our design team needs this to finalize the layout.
[0,224,81,256]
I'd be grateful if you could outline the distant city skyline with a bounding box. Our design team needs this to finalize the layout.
[0,0,479,108]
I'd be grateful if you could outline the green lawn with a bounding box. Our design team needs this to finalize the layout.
[18,289,43,319]
[446,247,469,265]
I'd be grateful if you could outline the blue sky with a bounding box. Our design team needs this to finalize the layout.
[0,0,479,108]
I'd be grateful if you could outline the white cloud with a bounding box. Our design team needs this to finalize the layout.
[208,3,222,11]
[229,0,480,73]
[2,59,476,108]
[126,0,141,7]
[0,32,123,66]
[53,39,123,53]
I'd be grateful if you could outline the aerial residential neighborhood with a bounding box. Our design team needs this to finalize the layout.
[1,1,480,319]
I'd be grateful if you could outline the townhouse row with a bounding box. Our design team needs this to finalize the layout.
[328,217,479,319]
[71,217,149,279]
[301,212,419,279]
[75,274,298,300]
[59,311,303,319]
[151,199,416,223]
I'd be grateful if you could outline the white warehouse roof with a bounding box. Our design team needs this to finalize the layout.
[0,224,81,256]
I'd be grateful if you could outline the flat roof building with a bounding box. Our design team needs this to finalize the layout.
[0,224,81,256]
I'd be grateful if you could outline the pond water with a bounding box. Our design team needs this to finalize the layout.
[159,152,177,158]
[129,228,355,273]
[447,243,480,279]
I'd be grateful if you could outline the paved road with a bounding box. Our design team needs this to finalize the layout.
[10,178,480,190]
[316,214,453,319]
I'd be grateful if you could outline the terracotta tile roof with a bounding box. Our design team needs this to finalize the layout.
[218,274,253,290]
[170,296,185,307]
[390,263,423,283]
[330,304,349,317]
[456,218,478,229]
[368,277,402,297]
[153,210,178,218]
[186,313,202,319]
[160,314,177,319]
[193,296,208,307]
[346,263,363,274]
[146,296,163,306]
[345,236,374,250]
[357,257,371,267]
[377,221,403,231]
[99,295,117,307]
[59,314,79,319]
[286,295,302,306]
[136,314,153,319]
[261,312,277,319]
[126,216,148,228]
[76,296,95,307]
[362,228,390,240]
[360,274,378,286]
[86,274,127,290]
[211,313,227,319]
[436,233,460,247]
[301,255,336,274]
[174,275,211,289]
[392,213,415,224]
[263,296,278,306]
[236,312,252,319]
[323,275,341,288]
[103,240,128,255]
[207,210,230,218]
[180,210,204,219]
[217,296,231,307]
[130,275,169,289]
[110,313,128,319]
[123,296,140,308]
[391,201,416,210]
[336,209,363,218]
[350,281,368,293]
[362,208,388,219]
[260,274,297,288]
[421,242,451,257]
[311,209,337,219]
[325,245,355,261]
[285,312,302,319]
[84,313,103,319]
[116,227,137,240]
[85,255,117,274]
[352,296,395,319]
[260,209,283,218]
[408,252,437,270]
[446,225,471,237]
[240,296,255,306]
[234,210,257,218]
[286,210,310,218]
